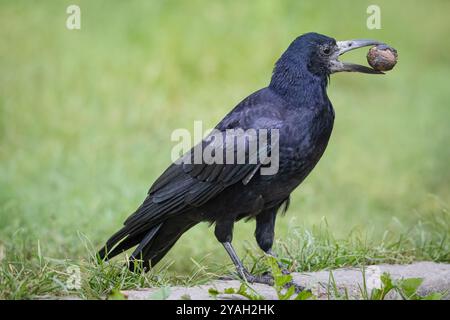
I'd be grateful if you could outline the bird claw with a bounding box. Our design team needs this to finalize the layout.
[284,281,306,294]
[245,274,274,286]
[258,269,307,293]
[226,268,309,298]
[235,269,274,286]
[245,273,307,295]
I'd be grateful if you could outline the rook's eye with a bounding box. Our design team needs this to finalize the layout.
[322,47,331,55]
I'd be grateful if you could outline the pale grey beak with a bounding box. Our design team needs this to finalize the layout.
[330,39,385,74]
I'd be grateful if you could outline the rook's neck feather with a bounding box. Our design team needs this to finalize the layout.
[269,55,329,108]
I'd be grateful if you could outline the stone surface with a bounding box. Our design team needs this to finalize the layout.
[122,262,450,300]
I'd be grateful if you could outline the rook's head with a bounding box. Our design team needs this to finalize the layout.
[277,32,385,79]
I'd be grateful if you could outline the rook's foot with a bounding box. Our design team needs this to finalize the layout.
[262,269,306,293]
[237,269,274,286]
[284,281,306,293]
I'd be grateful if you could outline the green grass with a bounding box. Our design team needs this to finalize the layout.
[1,215,447,299]
[0,0,449,299]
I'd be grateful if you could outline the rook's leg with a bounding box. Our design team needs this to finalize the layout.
[215,219,273,285]
[255,209,305,292]
[222,242,274,285]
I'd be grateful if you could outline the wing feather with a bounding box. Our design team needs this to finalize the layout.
[124,89,284,228]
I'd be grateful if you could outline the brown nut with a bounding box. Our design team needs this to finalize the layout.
[367,45,398,71]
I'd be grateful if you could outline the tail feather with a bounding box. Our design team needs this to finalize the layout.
[97,227,133,260]
[128,217,198,271]
[98,214,198,272]
[130,223,163,259]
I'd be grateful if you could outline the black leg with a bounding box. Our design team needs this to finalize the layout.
[222,242,274,286]
[216,216,304,291]
[255,209,277,253]
[255,209,305,293]
[255,209,286,270]
[215,219,271,284]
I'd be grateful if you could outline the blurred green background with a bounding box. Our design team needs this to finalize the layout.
[1,0,449,274]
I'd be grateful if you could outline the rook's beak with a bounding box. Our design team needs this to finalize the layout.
[330,39,385,74]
